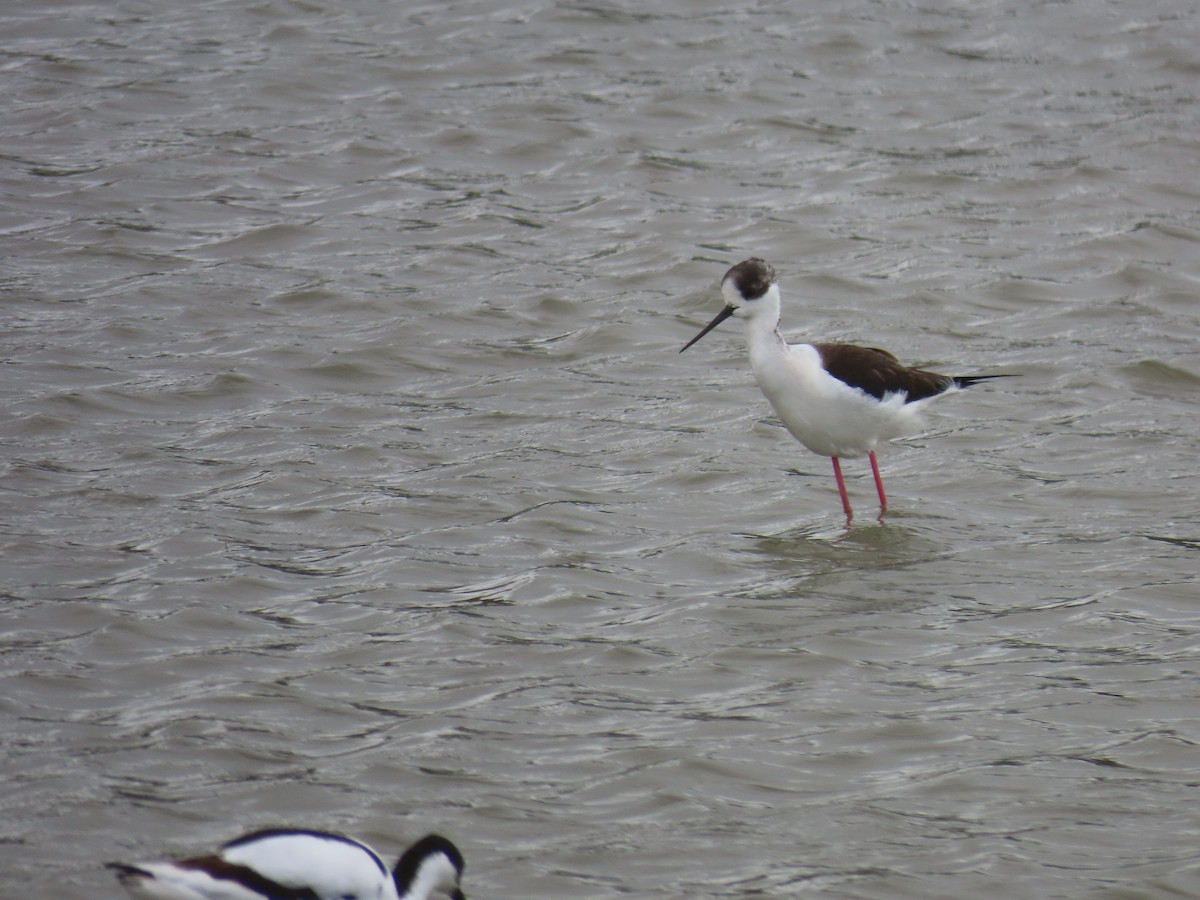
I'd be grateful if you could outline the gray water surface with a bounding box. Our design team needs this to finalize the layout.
[4,0,1200,897]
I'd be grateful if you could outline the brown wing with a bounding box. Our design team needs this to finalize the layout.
[814,342,954,403]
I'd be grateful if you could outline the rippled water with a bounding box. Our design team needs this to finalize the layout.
[4,0,1200,896]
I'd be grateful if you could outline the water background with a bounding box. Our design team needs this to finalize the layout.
[4,0,1200,896]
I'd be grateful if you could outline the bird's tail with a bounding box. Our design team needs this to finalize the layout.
[106,862,152,883]
[952,373,1017,389]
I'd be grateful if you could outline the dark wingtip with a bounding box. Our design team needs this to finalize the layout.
[954,373,1019,389]
[106,862,151,880]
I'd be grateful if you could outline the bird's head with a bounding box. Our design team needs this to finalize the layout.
[681,257,778,352]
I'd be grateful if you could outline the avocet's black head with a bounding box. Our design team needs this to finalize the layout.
[680,257,777,352]
[394,834,466,900]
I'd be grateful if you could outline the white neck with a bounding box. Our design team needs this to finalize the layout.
[400,854,459,900]
[739,284,787,357]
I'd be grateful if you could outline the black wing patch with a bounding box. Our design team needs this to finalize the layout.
[814,343,954,403]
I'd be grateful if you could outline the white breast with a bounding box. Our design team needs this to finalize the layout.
[749,342,931,458]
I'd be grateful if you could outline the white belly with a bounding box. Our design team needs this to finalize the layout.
[750,343,932,458]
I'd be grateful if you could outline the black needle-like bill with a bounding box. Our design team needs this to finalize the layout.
[680,304,735,353]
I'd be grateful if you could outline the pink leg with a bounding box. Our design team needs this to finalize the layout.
[868,450,887,514]
[830,456,853,523]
